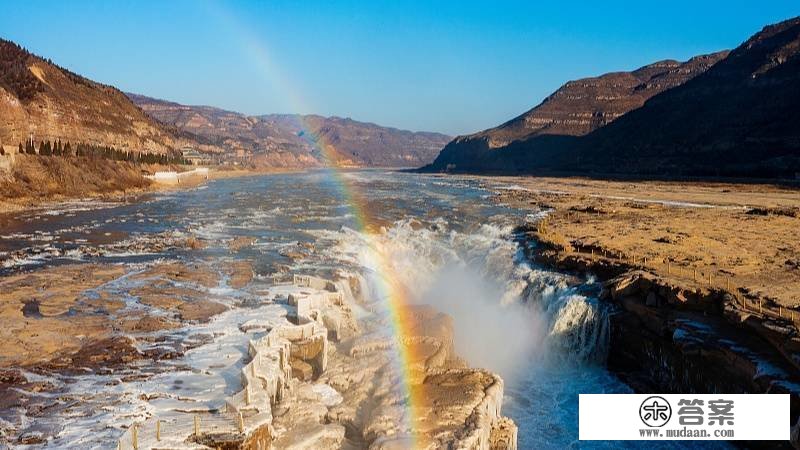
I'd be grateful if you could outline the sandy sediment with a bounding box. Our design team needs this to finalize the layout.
[0,259,238,369]
[0,264,127,367]
[0,259,254,446]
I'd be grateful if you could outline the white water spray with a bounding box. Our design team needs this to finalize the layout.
[327,218,611,382]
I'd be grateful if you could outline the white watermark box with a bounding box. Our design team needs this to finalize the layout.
[580,394,789,440]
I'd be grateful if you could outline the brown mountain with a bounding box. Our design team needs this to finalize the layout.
[0,39,180,154]
[565,17,800,178]
[425,51,727,172]
[467,52,728,148]
[128,94,451,168]
[425,17,800,179]
[0,37,447,168]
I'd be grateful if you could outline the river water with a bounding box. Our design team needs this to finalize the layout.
[0,171,725,449]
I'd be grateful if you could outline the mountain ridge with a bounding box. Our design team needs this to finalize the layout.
[424,16,800,179]
[128,93,451,168]
[0,37,449,169]
[445,51,728,151]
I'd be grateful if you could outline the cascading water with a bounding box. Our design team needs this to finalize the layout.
[323,218,610,367]
[0,170,730,449]
[325,216,726,449]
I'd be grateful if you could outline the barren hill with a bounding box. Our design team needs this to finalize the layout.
[569,17,800,178]
[461,52,727,149]
[424,17,800,179]
[0,39,179,154]
[129,94,451,167]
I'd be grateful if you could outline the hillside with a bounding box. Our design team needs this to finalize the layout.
[0,38,446,169]
[129,94,451,167]
[566,17,800,178]
[424,17,800,179]
[426,51,726,171]
[0,39,180,155]
[460,52,727,149]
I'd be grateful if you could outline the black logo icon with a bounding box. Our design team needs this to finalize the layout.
[640,396,672,427]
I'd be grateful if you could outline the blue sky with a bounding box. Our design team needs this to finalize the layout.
[1,1,798,135]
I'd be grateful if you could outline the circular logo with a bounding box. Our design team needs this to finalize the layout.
[639,396,672,427]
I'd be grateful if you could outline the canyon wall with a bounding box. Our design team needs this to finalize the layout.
[423,17,800,180]
[519,225,800,449]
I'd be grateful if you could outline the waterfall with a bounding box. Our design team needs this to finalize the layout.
[323,217,612,377]
[535,281,610,365]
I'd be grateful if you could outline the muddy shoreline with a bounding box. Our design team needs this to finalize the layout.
[0,258,250,446]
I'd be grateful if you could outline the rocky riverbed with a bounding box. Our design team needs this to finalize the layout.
[0,171,530,449]
[0,258,518,449]
[1,170,774,449]
[492,175,800,448]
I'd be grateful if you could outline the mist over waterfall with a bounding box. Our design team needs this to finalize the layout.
[318,214,626,449]
[327,218,611,381]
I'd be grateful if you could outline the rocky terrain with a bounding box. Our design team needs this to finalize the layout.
[112,273,517,450]
[424,17,800,179]
[0,39,185,155]
[0,260,237,370]
[0,259,517,449]
[487,175,800,446]
[129,94,451,168]
[486,175,800,311]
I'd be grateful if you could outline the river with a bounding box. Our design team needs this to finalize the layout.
[0,170,727,449]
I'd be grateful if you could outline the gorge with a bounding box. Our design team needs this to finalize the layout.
[423,17,800,180]
[2,7,800,450]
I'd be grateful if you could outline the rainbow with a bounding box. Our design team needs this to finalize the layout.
[207,4,428,445]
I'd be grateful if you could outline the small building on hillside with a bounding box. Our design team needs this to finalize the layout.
[180,147,212,166]
[0,145,15,173]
